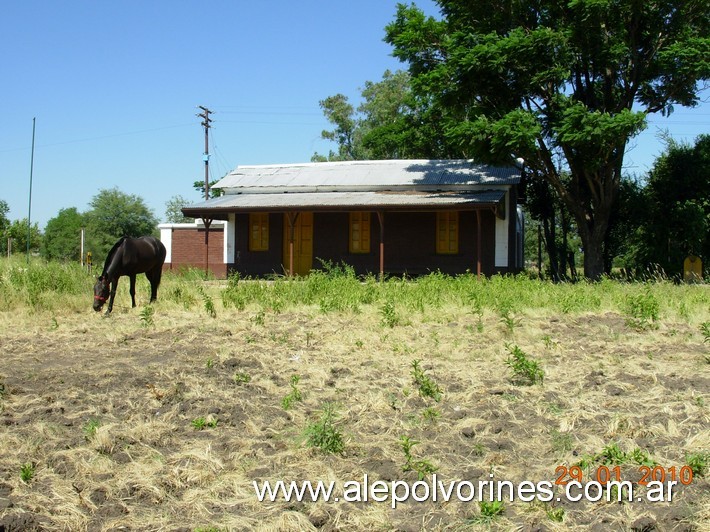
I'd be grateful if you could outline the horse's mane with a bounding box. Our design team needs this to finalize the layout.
[101,237,128,276]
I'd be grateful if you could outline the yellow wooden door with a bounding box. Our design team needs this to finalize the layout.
[283,212,313,276]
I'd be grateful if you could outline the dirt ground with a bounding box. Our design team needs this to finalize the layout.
[0,298,708,531]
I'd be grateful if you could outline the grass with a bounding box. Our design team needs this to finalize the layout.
[0,258,709,530]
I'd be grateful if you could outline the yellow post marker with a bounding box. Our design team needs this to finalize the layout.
[683,255,702,283]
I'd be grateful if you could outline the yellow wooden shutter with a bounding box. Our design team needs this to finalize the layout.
[436,211,458,254]
[349,212,371,253]
[249,213,269,251]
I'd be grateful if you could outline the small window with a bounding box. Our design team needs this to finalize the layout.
[249,213,269,251]
[349,212,371,253]
[436,211,459,254]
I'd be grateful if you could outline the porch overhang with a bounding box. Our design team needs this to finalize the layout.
[182,189,507,220]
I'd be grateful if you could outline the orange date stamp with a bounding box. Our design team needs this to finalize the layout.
[555,465,694,486]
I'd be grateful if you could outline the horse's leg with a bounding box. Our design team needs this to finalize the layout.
[148,268,163,302]
[129,275,137,308]
[107,278,118,314]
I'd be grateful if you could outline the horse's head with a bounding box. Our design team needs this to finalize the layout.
[93,276,110,312]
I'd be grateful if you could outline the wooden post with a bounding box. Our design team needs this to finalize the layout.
[476,210,482,280]
[203,218,213,278]
[286,212,299,277]
[376,211,385,280]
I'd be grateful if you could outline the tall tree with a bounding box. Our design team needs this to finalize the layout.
[41,207,85,261]
[0,199,9,255]
[386,1,709,279]
[635,134,710,275]
[6,218,42,255]
[85,187,158,260]
[164,195,195,223]
[317,94,363,161]
[315,69,460,161]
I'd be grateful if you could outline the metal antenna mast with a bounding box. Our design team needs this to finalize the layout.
[27,117,36,263]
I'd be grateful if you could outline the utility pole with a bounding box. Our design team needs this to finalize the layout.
[196,106,213,278]
[197,106,212,200]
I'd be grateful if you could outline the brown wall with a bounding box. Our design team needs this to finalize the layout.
[229,210,499,278]
[164,227,227,278]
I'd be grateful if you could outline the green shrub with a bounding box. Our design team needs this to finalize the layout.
[411,359,442,401]
[625,287,660,330]
[304,403,344,454]
[505,344,544,385]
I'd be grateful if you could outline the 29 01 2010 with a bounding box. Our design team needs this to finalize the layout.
[554,465,694,486]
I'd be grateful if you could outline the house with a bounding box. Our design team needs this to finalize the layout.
[170,159,524,278]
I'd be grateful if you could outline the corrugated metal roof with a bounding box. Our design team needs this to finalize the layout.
[213,159,520,192]
[183,190,506,214]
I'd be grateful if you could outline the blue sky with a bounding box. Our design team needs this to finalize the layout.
[2,1,708,229]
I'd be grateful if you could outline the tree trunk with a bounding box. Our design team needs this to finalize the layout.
[579,224,608,281]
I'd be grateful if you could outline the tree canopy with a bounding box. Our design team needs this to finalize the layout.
[84,187,158,259]
[385,0,709,278]
[41,207,85,261]
[634,134,710,275]
[164,195,195,224]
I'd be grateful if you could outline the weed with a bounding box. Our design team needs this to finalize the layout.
[578,442,656,471]
[542,334,558,349]
[139,305,154,327]
[701,322,710,343]
[478,500,504,520]
[470,296,484,333]
[192,415,218,431]
[233,372,251,384]
[686,451,709,477]
[628,447,655,467]
[400,435,438,480]
[304,403,344,454]
[192,417,207,430]
[411,359,442,401]
[83,418,101,441]
[546,505,565,522]
[206,357,214,369]
[551,429,573,454]
[625,288,659,330]
[505,344,544,385]
[281,375,302,410]
[499,307,521,334]
[472,442,486,457]
[251,310,266,326]
[380,300,399,328]
[421,406,440,423]
[598,442,627,465]
[199,287,217,318]
[20,462,35,483]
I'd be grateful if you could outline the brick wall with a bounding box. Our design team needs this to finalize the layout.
[165,227,227,278]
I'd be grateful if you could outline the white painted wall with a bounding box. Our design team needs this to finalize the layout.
[224,214,235,264]
[494,191,509,268]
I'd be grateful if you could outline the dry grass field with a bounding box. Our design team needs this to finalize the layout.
[0,260,708,531]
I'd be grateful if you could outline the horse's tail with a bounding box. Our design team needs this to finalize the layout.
[101,237,128,277]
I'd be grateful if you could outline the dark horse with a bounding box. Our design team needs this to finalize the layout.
[93,236,167,314]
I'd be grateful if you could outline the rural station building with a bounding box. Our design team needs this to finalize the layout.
[160,159,524,279]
